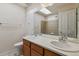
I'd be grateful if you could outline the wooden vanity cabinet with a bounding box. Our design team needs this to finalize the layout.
[23,39,60,56]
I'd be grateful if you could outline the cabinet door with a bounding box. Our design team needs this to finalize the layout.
[23,44,30,56]
[31,49,42,56]
[44,49,60,56]
[31,43,43,55]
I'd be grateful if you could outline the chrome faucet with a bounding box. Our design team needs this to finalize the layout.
[59,32,67,41]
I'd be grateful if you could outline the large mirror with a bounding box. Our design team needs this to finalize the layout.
[38,3,79,38]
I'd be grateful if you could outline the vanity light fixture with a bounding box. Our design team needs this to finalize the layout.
[40,8,52,15]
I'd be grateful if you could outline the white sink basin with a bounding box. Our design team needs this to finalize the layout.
[50,40,79,52]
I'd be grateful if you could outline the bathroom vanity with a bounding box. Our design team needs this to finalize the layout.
[23,39,60,56]
[22,34,79,56]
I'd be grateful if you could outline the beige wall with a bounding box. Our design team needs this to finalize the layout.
[46,15,58,35]
[41,15,58,35]
[46,20,58,35]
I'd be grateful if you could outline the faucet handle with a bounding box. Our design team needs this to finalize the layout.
[60,31,62,34]
[60,31,62,35]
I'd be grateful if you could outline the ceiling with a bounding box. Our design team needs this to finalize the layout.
[16,3,79,17]
[36,3,67,16]
[46,3,79,15]
[37,3,79,17]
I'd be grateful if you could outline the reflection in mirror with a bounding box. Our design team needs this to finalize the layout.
[35,3,79,38]
[41,8,77,38]
[58,8,77,38]
[40,8,78,38]
[41,15,58,35]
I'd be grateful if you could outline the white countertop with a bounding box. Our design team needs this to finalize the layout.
[23,34,79,56]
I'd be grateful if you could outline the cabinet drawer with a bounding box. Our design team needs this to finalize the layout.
[44,49,60,56]
[31,49,42,56]
[31,43,43,55]
[23,39,30,47]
